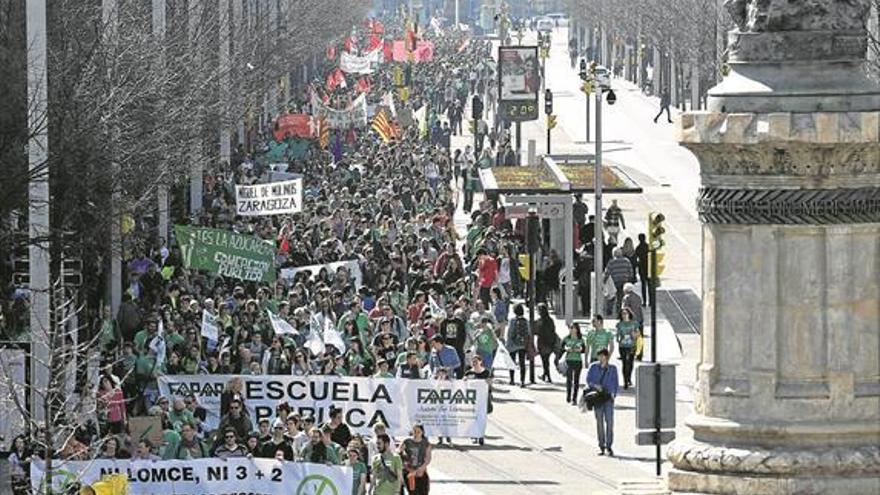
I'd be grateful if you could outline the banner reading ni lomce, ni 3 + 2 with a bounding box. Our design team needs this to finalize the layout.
[174,225,276,283]
[31,458,352,495]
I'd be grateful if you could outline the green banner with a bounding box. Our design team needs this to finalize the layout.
[174,225,276,283]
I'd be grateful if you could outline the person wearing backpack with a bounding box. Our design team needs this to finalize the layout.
[505,304,531,387]
[172,422,208,460]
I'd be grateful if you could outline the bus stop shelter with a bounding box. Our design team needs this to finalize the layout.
[479,155,642,323]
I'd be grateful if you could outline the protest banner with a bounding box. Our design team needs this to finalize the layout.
[279,259,363,288]
[235,178,303,216]
[267,309,299,336]
[158,374,488,438]
[174,225,276,283]
[340,51,375,74]
[32,458,352,495]
[272,113,316,141]
[310,93,368,129]
[200,310,219,341]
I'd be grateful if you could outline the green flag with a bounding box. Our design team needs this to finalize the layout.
[174,225,276,282]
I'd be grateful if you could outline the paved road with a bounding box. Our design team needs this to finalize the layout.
[430,26,707,494]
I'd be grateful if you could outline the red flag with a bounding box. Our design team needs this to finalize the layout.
[355,77,372,94]
[326,68,346,92]
[372,20,385,34]
[366,34,382,53]
[383,40,394,62]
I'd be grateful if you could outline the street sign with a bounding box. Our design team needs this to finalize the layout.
[636,430,676,446]
[636,363,676,430]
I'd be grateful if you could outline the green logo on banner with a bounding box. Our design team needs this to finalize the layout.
[296,474,339,495]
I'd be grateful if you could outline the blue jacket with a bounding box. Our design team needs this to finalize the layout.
[586,362,619,398]
[430,344,461,372]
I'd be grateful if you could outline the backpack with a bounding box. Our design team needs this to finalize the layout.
[511,318,528,348]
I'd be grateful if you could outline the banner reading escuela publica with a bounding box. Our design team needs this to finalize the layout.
[31,457,352,495]
[174,225,276,283]
[235,178,303,216]
[158,374,488,438]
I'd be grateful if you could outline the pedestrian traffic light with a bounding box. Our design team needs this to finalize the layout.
[518,254,531,280]
[544,89,553,115]
[526,211,540,254]
[579,58,587,80]
[648,212,666,250]
[472,95,483,120]
[650,250,666,279]
[546,114,557,129]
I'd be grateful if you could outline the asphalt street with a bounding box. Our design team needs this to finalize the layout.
[431,26,706,495]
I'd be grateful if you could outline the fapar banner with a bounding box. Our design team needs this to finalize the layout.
[279,259,363,288]
[311,93,368,129]
[158,375,488,438]
[174,225,276,283]
[235,178,303,216]
[31,458,352,495]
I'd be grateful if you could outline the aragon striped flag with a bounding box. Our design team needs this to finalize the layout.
[372,108,397,143]
[318,116,330,149]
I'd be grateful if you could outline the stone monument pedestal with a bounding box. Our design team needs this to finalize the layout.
[666,2,880,493]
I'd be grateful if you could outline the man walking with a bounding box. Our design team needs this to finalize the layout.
[653,88,672,123]
[604,248,634,314]
[586,349,619,456]
[372,433,403,495]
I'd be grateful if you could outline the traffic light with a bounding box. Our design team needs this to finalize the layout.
[579,58,587,80]
[472,95,483,120]
[518,254,531,281]
[546,114,557,129]
[648,212,666,249]
[581,80,593,95]
[648,212,667,280]
[544,89,553,115]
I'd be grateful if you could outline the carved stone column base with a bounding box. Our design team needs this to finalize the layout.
[668,468,880,495]
[667,435,880,494]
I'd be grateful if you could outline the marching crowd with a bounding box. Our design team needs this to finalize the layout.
[8,12,654,495]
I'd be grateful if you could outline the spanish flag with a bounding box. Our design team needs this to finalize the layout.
[372,108,397,143]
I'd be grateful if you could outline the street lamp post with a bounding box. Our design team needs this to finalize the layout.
[579,58,590,142]
[593,89,603,317]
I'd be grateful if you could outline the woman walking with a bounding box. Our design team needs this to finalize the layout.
[616,308,639,389]
[561,323,585,405]
[536,303,558,383]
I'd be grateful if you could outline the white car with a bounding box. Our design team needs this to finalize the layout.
[593,65,611,89]
[536,18,554,33]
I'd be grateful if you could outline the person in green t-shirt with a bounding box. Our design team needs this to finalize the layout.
[561,323,585,405]
[345,446,368,495]
[584,315,615,364]
[371,433,403,495]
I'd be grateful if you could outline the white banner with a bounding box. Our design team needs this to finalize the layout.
[31,458,351,495]
[236,178,303,216]
[0,346,26,452]
[340,51,375,74]
[280,259,363,288]
[200,310,218,341]
[158,375,488,438]
[311,93,368,129]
